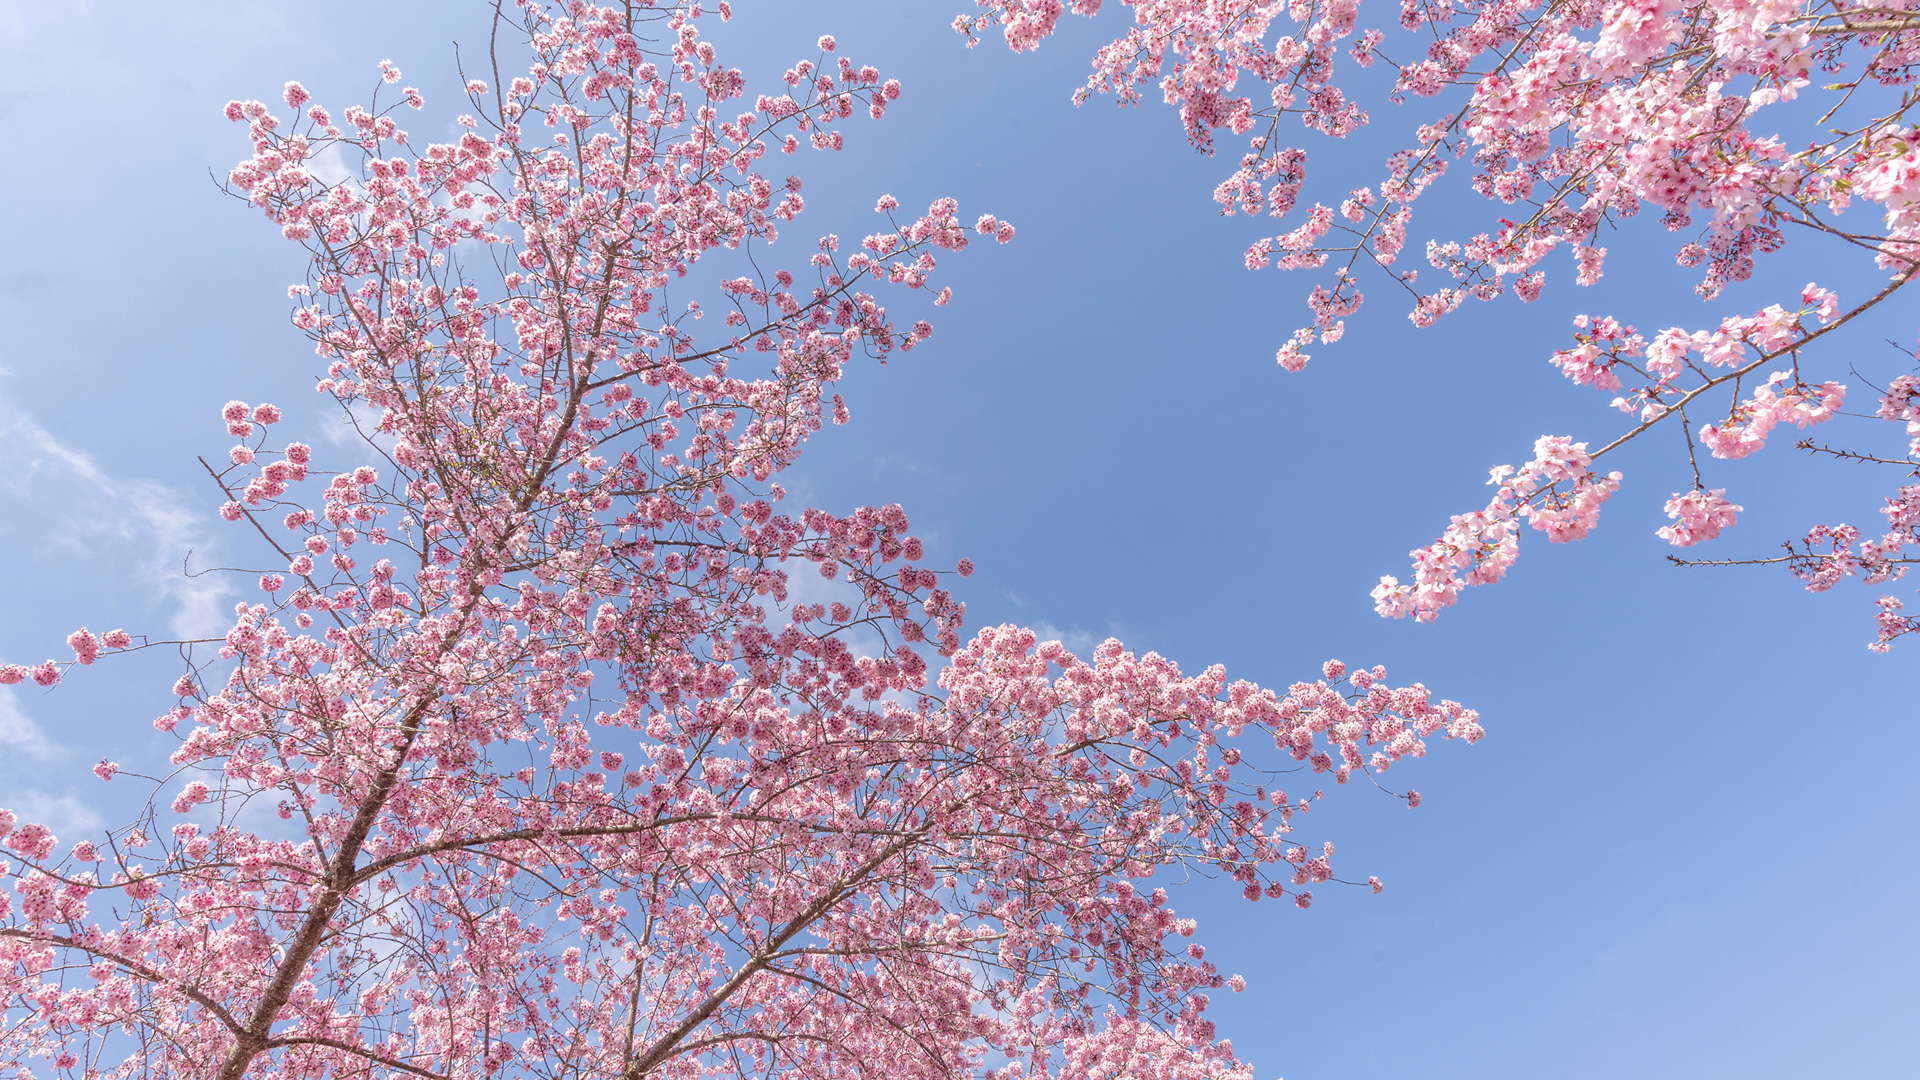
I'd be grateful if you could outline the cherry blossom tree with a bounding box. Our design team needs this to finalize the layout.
[963,0,1920,648]
[0,4,1482,1079]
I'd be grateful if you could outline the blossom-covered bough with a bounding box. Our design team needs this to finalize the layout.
[0,4,1482,1079]
[964,0,1920,648]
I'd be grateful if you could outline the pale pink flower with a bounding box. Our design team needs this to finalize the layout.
[8,821,55,860]
[1800,283,1841,323]
[67,629,100,666]
[1574,246,1607,285]
[1657,489,1743,546]
[1645,328,1691,380]
[171,781,211,814]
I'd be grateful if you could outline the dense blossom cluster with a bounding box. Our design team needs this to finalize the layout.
[1371,435,1622,621]
[967,0,1920,646]
[0,5,1478,1080]
[1657,489,1743,547]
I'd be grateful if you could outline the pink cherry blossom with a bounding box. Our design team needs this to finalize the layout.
[0,7,1481,1080]
[1374,436,1622,622]
[975,0,1920,645]
[1774,485,1920,647]
[6,821,55,860]
[169,780,210,814]
[65,628,99,666]
[1658,489,1743,546]
[1877,375,1920,457]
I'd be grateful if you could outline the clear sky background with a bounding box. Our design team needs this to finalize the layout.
[1,2,1915,1077]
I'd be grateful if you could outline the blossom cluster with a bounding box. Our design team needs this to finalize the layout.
[1783,484,1920,649]
[1657,489,1743,547]
[0,5,1477,1080]
[1373,436,1622,622]
[970,0,1920,645]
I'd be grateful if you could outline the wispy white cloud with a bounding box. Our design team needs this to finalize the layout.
[0,395,235,639]
[306,141,357,189]
[4,790,103,841]
[319,399,395,453]
[780,557,894,662]
[0,688,54,759]
[0,689,101,837]
[1030,620,1100,661]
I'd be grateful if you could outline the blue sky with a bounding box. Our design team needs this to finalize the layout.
[0,2,1914,1077]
